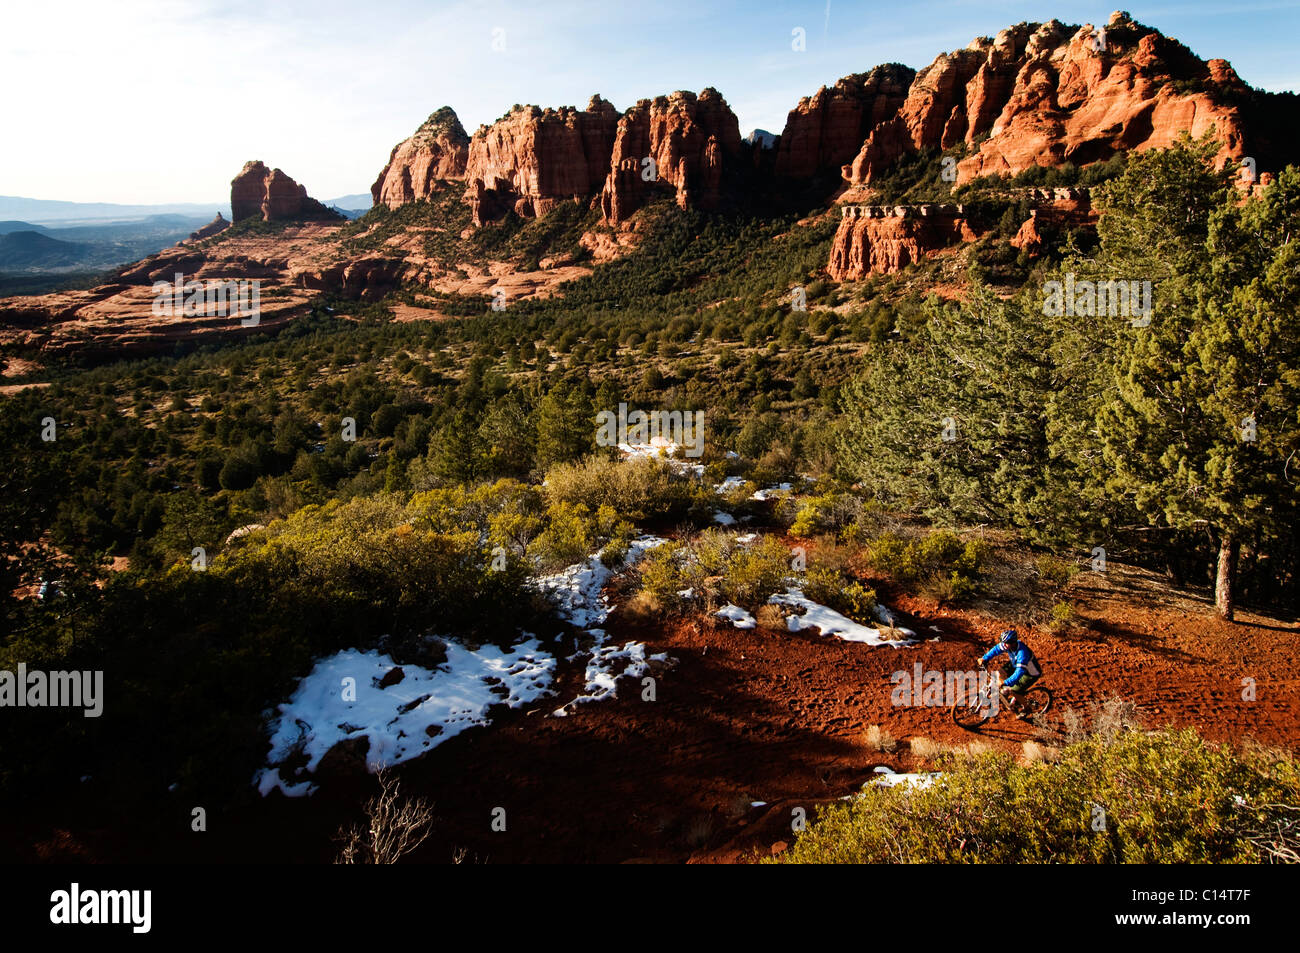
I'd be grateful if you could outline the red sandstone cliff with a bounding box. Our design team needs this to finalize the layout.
[464,96,619,226]
[827,204,979,279]
[843,12,1250,188]
[599,88,742,224]
[370,107,471,209]
[774,65,914,181]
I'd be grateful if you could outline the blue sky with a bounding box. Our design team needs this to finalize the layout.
[3,0,1297,204]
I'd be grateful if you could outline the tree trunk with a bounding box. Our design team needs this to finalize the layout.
[1215,532,1238,621]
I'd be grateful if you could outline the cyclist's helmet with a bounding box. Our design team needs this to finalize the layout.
[998,629,1019,647]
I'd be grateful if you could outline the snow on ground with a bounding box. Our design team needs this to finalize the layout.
[536,535,676,715]
[552,640,668,716]
[256,639,556,797]
[715,475,747,493]
[713,510,737,526]
[751,482,793,501]
[618,443,704,478]
[768,589,919,648]
[867,766,940,789]
[535,535,666,628]
[716,604,757,629]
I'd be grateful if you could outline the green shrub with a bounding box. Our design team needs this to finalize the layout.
[774,727,1300,864]
[867,529,987,603]
[1037,554,1080,588]
[1049,600,1076,632]
[722,536,792,608]
[801,565,877,623]
[543,455,696,522]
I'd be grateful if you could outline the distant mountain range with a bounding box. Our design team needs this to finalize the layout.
[0,214,219,277]
[0,195,229,225]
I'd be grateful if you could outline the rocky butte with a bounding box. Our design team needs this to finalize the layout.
[370,107,471,209]
[230,161,341,223]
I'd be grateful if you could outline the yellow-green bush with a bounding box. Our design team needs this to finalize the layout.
[542,455,695,522]
[866,530,987,602]
[772,727,1300,864]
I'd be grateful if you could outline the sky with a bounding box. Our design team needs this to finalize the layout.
[3,0,1298,205]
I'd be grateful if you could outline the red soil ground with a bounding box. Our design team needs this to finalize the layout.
[15,560,1299,864]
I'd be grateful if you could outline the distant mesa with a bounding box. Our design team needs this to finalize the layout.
[230,161,342,224]
[746,129,778,150]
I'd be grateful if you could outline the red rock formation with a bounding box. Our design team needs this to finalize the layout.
[843,13,1250,188]
[371,107,471,208]
[600,88,742,223]
[1010,187,1098,254]
[187,213,229,241]
[774,65,913,181]
[827,204,978,279]
[464,95,619,226]
[230,161,338,223]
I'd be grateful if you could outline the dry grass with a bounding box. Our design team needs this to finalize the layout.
[909,736,941,760]
[620,589,663,622]
[941,739,993,759]
[864,724,898,753]
[1021,740,1060,763]
[683,814,715,848]
[755,603,787,632]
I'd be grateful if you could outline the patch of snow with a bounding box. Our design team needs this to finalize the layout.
[715,475,747,493]
[716,604,757,629]
[751,482,793,501]
[713,510,737,526]
[535,535,666,627]
[255,639,556,797]
[552,641,668,716]
[768,589,918,647]
[868,766,940,789]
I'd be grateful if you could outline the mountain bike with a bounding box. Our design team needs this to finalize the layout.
[950,662,1052,730]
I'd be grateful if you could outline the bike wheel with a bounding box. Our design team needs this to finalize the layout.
[1022,686,1053,717]
[951,698,990,730]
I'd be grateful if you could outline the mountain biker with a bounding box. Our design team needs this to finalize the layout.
[980,629,1041,718]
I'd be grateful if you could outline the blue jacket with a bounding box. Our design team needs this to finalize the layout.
[982,641,1041,682]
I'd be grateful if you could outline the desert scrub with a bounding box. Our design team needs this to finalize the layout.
[772,727,1300,864]
[866,529,988,602]
[543,455,696,523]
[1048,600,1075,632]
[1036,554,1080,588]
[801,565,877,623]
[633,532,792,612]
[788,491,864,538]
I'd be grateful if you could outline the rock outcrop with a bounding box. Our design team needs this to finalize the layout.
[1010,187,1098,254]
[774,65,914,181]
[464,96,620,226]
[187,213,229,241]
[370,107,471,209]
[843,13,1250,188]
[827,204,978,279]
[600,88,742,223]
[230,161,340,223]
